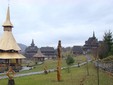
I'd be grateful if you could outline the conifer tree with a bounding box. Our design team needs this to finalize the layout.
[66,55,75,73]
[99,30,113,59]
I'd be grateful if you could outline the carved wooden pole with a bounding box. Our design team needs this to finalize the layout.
[6,66,15,85]
[57,40,62,81]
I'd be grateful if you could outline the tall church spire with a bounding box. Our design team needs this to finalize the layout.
[31,39,35,46]
[2,6,13,28]
[93,31,95,38]
[0,4,21,51]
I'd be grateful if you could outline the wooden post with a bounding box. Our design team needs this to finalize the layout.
[6,66,15,85]
[57,40,62,81]
[44,65,48,74]
[8,79,15,85]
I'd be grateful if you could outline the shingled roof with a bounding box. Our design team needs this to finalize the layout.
[72,46,83,54]
[0,31,21,51]
[40,47,55,51]
[0,7,25,59]
[33,49,45,58]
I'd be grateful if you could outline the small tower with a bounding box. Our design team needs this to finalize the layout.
[0,6,25,72]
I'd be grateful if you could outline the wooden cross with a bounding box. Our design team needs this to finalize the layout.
[6,66,15,80]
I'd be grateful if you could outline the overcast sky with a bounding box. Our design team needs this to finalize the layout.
[0,0,113,47]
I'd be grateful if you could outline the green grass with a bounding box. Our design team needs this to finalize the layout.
[74,55,88,62]
[1,62,113,85]
[18,55,87,74]
[0,55,94,76]
[0,65,86,85]
[84,63,113,85]
[1,55,113,85]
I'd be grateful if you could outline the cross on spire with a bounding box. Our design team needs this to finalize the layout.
[8,0,10,6]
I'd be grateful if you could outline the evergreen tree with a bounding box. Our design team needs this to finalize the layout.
[98,30,113,59]
[102,30,113,57]
[98,42,108,59]
[109,44,113,55]
[66,55,75,73]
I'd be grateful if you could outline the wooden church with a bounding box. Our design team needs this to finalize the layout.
[0,6,25,72]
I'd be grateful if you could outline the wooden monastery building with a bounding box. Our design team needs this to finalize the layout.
[25,41,56,59]
[25,39,38,59]
[72,46,83,55]
[0,6,25,72]
[83,32,99,53]
[40,47,56,59]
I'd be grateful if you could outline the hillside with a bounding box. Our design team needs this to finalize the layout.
[18,43,27,54]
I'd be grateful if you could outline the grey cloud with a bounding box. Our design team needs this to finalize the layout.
[0,0,113,47]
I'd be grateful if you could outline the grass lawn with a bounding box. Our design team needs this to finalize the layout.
[1,62,113,85]
[16,55,87,74]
